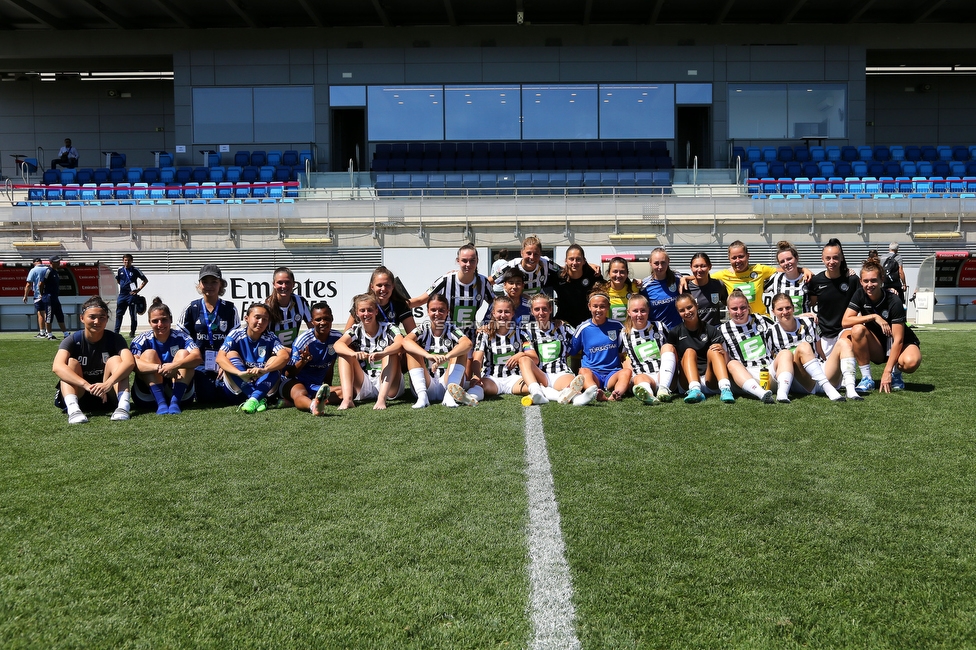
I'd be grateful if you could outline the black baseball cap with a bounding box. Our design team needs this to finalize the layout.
[199,264,222,280]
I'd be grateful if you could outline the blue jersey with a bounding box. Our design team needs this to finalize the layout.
[26,266,46,302]
[220,326,284,369]
[289,328,342,386]
[639,275,682,329]
[131,326,198,362]
[116,266,147,296]
[569,318,624,374]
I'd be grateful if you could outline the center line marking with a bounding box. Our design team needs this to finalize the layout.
[523,405,581,650]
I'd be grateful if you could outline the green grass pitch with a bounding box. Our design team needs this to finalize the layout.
[1,327,975,648]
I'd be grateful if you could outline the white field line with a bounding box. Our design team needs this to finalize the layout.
[523,405,581,650]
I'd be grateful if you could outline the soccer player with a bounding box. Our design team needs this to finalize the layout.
[666,293,734,404]
[265,266,312,347]
[519,294,585,405]
[179,264,240,406]
[282,301,342,416]
[685,252,728,327]
[490,235,561,297]
[620,294,678,405]
[765,293,848,403]
[567,288,630,403]
[334,293,405,410]
[639,247,683,329]
[553,244,604,328]
[407,243,494,339]
[23,257,48,338]
[719,290,777,403]
[605,256,641,323]
[131,297,202,415]
[217,303,289,414]
[114,253,148,337]
[807,238,861,392]
[713,241,811,317]
[53,296,135,424]
[344,266,416,335]
[843,259,922,393]
[447,296,532,405]
[500,267,533,324]
[762,241,811,316]
[401,294,472,408]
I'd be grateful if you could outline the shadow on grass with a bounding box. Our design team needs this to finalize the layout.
[904,382,935,393]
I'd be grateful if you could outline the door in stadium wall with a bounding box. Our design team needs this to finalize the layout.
[331,108,366,172]
[676,106,710,168]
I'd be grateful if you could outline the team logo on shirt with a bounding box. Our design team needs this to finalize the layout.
[607,330,617,341]
[582,279,591,287]
[882,310,889,319]
[750,272,758,279]
[840,283,849,292]
[219,320,228,331]
[101,352,109,363]
[327,345,334,354]
[668,282,677,292]
[805,335,814,343]
[170,345,179,357]
[700,333,708,341]
[711,293,720,303]
[257,345,266,358]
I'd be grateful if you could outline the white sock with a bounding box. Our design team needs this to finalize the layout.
[528,382,544,398]
[445,364,465,387]
[718,378,732,391]
[658,351,677,391]
[573,385,598,406]
[64,393,81,414]
[688,380,702,392]
[467,385,485,402]
[409,368,428,407]
[441,391,458,407]
[858,364,872,380]
[803,359,843,400]
[636,381,653,397]
[777,371,793,400]
[742,378,768,399]
[542,386,562,401]
[118,390,131,411]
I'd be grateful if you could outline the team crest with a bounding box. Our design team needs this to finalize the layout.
[700,333,708,341]
[219,320,228,331]
[840,283,849,292]
[805,335,814,343]
[882,310,889,319]
[668,283,677,292]
[582,279,591,287]
[750,271,758,279]
[257,345,267,358]
[170,345,179,357]
[608,330,617,341]
[101,352,109,363]
[327,345,334,354]
[711,293,720,303]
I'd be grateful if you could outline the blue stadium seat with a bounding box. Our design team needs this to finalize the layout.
[793,147,811,163]
[950,161,967,176]
[937,146,952,162]
[834,162,852,177]
[158,152,174,167]
[920,146,938,161]
[862,177,880,193]
[529,172,549,195]
[752,161,769,178]
[241,167,259,182]
[75,168,93,184]
[299,150,312,169]
[250,151,266,167]
[375,173,393,197]
[794,177,812,194]
[266,151,282,167]
[905,146,923,162]
[916,161,933,177]
[110,153,126,169]
[825,146,841,162]
[933,161,950,177]
[948,176,965,193]
[889,145,905,161]
[777,146,794,162]
[234,182,251,200]
[159,167,175,183]
[746,147,761,163]
[931,177,947,193]
[150,183,166,201]
[62,184,81,201]
[444,173,463,196]
[176,167,192,183]
[761,147,776,162]
[109,168,125,183]
[42,169,59,184]
[97,182,114,200]
[873,146,891,161]
[496,173,515,196]
[126,168,143,183]
[143,167,160,184]
[851,161,868,177]
[224,166,241,182]
[461,173,480,196]
[857,146,873,161]
[809,146,825,162]
[282,150,299,167]
[840,146,858,162]
[234,151,250,167]
[912,176,932,193]
[778,177,795,193]
[880,176,897,193]
[208,152,221,167]
[952,146,970,161]
[60,169,76,184]
[895,176,912,193]
[250,182,268,198]
[812,177,829,193]
[582,171,602,194]
[867,162,884,177]
[132,183,150,200]
[616,171,636,194]
[209,167,226,182]
[93,168,110,184]
[426,173,446,196]
[785,162,802,178]
[191,167,209,182]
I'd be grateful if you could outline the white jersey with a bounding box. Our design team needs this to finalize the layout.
[410,319,467,378]
[620,321,670,375]
[344,321,400,378]
[271,293,312,347]
[720,315,776,369]
[765,315,820,355]
[521,320,575,375]
[475,328,528,379]
[762,272,808,316]
[424,272,494,334]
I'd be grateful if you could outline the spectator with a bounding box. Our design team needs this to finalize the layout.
[43,256,69,340]
[50,138,79,170]
[881,242,907,305]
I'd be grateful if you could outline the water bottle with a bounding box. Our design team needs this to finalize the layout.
[759,364,770,391]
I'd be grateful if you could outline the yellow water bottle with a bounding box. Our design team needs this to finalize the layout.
[759,364,770,391]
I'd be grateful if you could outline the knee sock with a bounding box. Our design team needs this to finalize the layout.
[170,381,187,406]
[803,359,843,400]
[150,383,167,408]
[467,385,485,402]
[777,371,793,401]
[741,378,768,399]
[409,368,428,407]
[542,385,562,401]
[64,394,81,415]
[658,351,677,391]
[118,390,131,412]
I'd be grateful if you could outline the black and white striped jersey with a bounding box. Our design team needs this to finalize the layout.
[720,315,776,368]
[763,272,809,316]
[271,293,312,347]
[424,272,494,332]
[344,321,400,378]
[765,315,819,355]
[620,321,670,375]
[521,320,575,375]
[410,320,468,378]
[506,257,560,296]
[475,328,529,379]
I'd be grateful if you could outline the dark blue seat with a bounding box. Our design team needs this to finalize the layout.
[158,152,174,167]
[93,168,110,184]
[242,166,259,182]
[840,146,858,162]
[793,147,811,163]
[873,145,891,162]
[282,150,299,167]
[42,169,60,184]
[777,146,794,162]
[835,161,852,177]
[143,167,160,184]
[176,167,192,183]
[920,146,938,161]
[75,168,93,184]
[250,151,266,167]
[110,153,126,169]
[952,146,970,161]
[785,162,802,178]
[234,151,250,166]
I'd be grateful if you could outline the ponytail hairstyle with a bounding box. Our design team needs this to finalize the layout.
[825,237,849,277]
[148,296,172,321]
[770,292,795,312]
[264,266,297,327]
[650,247,677,285]
[559,244,588,281]
[349,293,378,323]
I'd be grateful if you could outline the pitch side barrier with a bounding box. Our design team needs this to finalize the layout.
[914,251,976,324]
